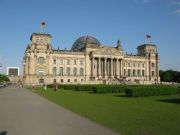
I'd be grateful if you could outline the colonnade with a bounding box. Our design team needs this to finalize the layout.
[91,57,124,79]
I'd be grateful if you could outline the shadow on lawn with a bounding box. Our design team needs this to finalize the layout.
[157,98,180,104]
[0,131,7,135]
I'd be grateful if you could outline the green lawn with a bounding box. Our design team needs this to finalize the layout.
[31,87,180,135]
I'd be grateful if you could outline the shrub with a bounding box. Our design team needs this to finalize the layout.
[125,85,179,97]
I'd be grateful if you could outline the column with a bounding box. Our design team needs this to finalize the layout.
[116,59,119,78]
[91,57,94,77]
[120,59,124,77]
[98,57,101,77]
[110,58,113,77]
[104,58,107,78]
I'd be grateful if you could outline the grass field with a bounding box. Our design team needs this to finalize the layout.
[31,87,180,135]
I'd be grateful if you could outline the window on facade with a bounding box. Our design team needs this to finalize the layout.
[81,79,83,82]
[39,79,44,84]
[68,79,70,82]
[67,59,70,65]
[142,70,145,76]
[37,57,45,64]
[152,63,155,68]
[138,63,140,67]
[53,79,56,83]
[74,79,77,82]
[142,63,145,67]
[152,71,155,76]
[37,69,44,76]
[80,68,84,76]
[66,67,70,76]
[59,67,63,76]
[128,63,131,67]
[133,69,136,76]
[53,59,56,64]
[80,60,83,65]
[128,69,131,77]
[74,60,77,65]
[53,67,56,76]
[138,70,140,76]
[73,67,77,76]
[61,79,63,83]
[124,69,126,76]
[133,63,135,67]
[60,59,63,65]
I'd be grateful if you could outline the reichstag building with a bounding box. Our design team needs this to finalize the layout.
[22,33,160,85]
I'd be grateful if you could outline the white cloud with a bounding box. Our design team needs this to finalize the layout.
[133,0,151,4]
[174,9,180,14]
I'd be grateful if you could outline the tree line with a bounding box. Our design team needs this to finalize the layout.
[159,70,180,83]
[0,74,10,82]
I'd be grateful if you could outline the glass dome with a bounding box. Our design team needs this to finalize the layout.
[71,36,101,51]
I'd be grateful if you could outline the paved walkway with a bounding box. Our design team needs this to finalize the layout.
[0,85,119,135]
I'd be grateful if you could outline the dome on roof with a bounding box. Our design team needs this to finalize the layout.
[71,35,101,51]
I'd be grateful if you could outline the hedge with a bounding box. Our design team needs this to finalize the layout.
[125,85,180,97]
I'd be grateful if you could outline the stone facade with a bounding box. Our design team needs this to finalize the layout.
[22,33,160,85]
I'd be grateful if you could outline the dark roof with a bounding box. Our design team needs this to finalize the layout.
[71,35,101,51]
[137,44,156,49]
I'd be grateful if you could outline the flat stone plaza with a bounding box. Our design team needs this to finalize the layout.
[0,85,118,135]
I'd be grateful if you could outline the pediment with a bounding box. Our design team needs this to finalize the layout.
[92,46,123,56]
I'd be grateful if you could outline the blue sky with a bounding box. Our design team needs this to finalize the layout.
[0,0,180,74]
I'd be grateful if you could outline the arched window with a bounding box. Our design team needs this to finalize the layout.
[138,70,140,76]
[152,63,155,68]
[128,69,131,77]
[37,57,45,64]
[53,67,56,76]
[80,68,84,76]
[73,67,77,76]
[142,70,145,76]
[37,69,44,76]
[133,69,136,76]
[59,67,63,76]
[66,67,70,76]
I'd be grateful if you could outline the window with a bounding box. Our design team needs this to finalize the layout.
[133,69,136,77]
[67,79,70,82]
[128,63,130,67]
[80,60,83,65]
[152,63,155,68]
[53,67,56,76]
[138,70,140,76]
[142,70,145,76]
[128,69,131,77]
[67,59,70,65]
[59,67,63,76]
[61,79,63,83]
[152,71,155,76]
[66,67,70,76]
[37,57,45,64]
[74,60,77,65]
[124,69,126,76]
[53,59,56,64]
[138,63,140,67]
[39,79,44,84]
[80,68,84,76]
[37,69,44,76]
[142,63,145,67]
[53,79,56,83]
[74,79,77,82]
[81,79,83,82]
[133,63,135,67]
[60,59,63,65]
[73,67,77,76]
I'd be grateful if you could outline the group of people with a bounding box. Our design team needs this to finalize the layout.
[31,82,59,91]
